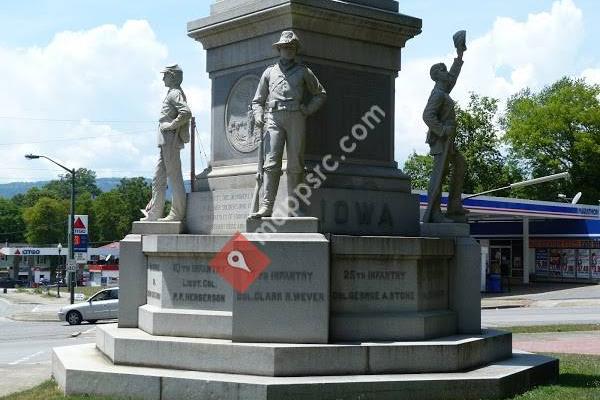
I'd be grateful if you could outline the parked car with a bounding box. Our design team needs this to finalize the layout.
[0,278,28,288]
[58,287,119,325]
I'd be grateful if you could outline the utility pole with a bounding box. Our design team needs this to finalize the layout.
[25,154,77,304]
[190,116,196,192]
[69,168,75,305]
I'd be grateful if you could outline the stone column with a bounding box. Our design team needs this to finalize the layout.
[186,0,423,236]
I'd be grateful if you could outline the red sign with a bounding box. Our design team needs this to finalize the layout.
[74,217,86,230]
[209,232,271,293]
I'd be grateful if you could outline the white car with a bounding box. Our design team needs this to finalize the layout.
[58,287,119,325]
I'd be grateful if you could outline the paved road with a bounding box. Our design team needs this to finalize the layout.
[482,283,600,327]
[482,305,600,327]
[0,296,97,397]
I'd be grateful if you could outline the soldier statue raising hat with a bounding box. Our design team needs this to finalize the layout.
[249,30,327,218]
[422,31,469,223]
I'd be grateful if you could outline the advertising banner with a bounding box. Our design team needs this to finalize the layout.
[535,249,549,276]
[591,251,600,279]
[563,249,577,278]
[577,249,590,279]
[549,249,562,277]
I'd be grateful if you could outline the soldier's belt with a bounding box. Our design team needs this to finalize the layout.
[266,99,301,112]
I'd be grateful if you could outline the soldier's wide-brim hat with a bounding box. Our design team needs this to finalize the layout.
[453,30,467,52]
[272,30,301,50]
[161,64,183,74]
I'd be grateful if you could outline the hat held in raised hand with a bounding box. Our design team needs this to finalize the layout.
[453,30,467,52]
[273,30,301,50]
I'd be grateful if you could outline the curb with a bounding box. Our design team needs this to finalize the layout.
[481,305,527,310]
[8,313,60,322]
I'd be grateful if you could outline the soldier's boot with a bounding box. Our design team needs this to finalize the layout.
[250,170,280,218]
[446,198,469,222]
[429,209,454,223]
[286,172,305,217]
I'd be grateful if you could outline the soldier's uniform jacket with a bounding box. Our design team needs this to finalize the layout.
[423,58,463,155]
[158,87,192,149]
[252,61,326,117]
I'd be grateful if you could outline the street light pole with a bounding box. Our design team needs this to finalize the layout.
[25,154,77,304]
[69,167,75,305]
[57,243,62,298]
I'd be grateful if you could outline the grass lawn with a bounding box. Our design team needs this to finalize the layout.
[2,354,598,400]
[509,353,600,400]
[23,286,109,301]
[0,380,127,400]
[503,324,600,334]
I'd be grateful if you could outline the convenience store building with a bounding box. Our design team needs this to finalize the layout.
[417,192,600,289]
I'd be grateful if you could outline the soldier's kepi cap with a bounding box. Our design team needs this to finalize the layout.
[273,30,301,50]
[161,64,183,74]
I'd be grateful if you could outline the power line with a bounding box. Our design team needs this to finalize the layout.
[0,116,155,124]
[194,126,209,167]
[0,129,155,146]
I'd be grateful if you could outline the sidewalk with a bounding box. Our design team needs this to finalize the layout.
[482,282,600,309]
[0,289,69,322]
[513,331,600,355]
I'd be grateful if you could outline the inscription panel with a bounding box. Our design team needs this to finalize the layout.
[187,188,420,236]
[331,257,449,314]
[146,256,233,312]
[187,189,253,234]
[232,237,330,343]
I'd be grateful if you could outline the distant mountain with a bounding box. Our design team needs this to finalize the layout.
[0,177,191,199]
[0,181,46,198]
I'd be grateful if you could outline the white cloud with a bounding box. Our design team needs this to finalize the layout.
[582,68,600,85]
[0,20,180,183]
[395,0,586,166]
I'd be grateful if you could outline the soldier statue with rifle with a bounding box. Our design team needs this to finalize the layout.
[422,31,469,223]
[249,30,327,218]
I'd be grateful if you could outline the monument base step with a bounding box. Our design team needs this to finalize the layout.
[331,310,457,341]
[132,221,184,235]
[96,324,512,376]
[138,305,232,339]
[53,343,558,400]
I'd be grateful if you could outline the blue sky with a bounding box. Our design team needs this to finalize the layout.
[0,0,598,183]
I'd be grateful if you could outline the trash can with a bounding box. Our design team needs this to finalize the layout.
[487,273,502,293]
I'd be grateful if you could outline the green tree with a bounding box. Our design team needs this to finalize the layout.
[455,94,522,194]
[44,168,101,199]
[22,197,68,244]
[116,177,151,223]
[12,187,60,208]
[504,77,600,202]
[403,94,522,195]
[92,192,130,243]
[0,198,26,243]
[403,152,433,190]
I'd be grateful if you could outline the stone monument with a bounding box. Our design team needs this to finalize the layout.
[52,2,558,399]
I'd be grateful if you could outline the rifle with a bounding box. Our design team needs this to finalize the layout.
[250,105,265,214]
[423,126,454,223]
